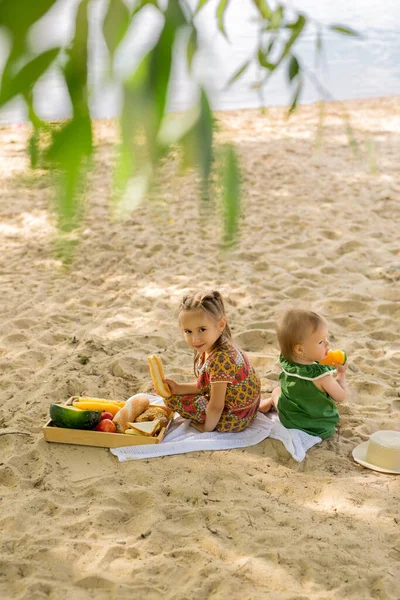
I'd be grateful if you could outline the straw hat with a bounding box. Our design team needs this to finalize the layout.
[352,430,400,474]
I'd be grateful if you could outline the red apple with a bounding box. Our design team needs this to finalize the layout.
[100,411,114,421]
[95,419,116,433]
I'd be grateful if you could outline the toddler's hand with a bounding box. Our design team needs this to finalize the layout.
[334,362,348,374]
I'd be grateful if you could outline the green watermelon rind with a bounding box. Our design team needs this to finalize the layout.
[50,404,102,430]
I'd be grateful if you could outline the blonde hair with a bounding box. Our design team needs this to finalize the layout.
[178,290,232,375]
[277,309,326,361]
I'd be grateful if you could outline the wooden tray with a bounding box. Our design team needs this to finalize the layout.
[42,398,172,448]
[42,420,167,448]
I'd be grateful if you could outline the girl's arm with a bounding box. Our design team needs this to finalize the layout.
[164,379,198,395]
[203,382,227,432]
[319,371,348,403]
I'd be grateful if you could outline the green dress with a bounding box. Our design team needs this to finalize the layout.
[277,355,339,439]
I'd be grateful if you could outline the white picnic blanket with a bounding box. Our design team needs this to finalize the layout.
[110,395,322,463]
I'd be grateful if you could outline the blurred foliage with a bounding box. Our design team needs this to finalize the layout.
[0,0,359,246]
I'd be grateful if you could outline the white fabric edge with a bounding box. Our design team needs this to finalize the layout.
[110,394,322,463]
[281,367,337,381]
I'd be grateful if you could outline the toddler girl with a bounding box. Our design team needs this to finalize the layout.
[259,309,348,439]
[163,290,261,433]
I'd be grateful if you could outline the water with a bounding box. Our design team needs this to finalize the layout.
[0,0,399,122]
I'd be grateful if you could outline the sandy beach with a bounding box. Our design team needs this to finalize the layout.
[0,96,399,599]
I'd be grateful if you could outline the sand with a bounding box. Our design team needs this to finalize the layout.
[0,96,399,600]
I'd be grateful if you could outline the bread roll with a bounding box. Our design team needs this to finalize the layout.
[147,355,171,398]
[135,406,168,422]
[113,395,149,433]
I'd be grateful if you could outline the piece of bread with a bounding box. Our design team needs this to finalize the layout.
[113,395,150,433]
[147,355,171,398]
[135,406,169,422]
[125,419,162,436]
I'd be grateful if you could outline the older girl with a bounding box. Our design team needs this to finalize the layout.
[163,290,261,433]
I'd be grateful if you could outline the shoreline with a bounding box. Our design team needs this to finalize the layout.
[1,93,399,126]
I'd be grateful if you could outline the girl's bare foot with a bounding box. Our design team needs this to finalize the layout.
[259,397,274,413]
[259,387,280,413]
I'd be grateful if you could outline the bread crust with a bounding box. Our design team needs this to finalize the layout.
[113,395,150,433]
[147,355,171,398]
[135,406,168,422]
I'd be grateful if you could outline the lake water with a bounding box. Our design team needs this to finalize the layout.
[0,0,399,122]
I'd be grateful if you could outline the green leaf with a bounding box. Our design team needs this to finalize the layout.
[157,105,200,147]
[149,1,186,123]
[225,60,250,87]
[197,89,214,198]
[251,0,272,20]
[194,0,210,15]
[258,13,305,77]
[281,14,306,58]
[112,75,143,202]
[103,0,131,62]
[186,27,197,71]
[0,0,57,36]
[288,78,303,115]
[288,55,299,81]
[28,130,39,169]
[46,116,92,168]
[64,0,90,117]
[46,116,92,231]
[222,144,240,246]
[0,47,60,106]
[257,49,275,71]
[269,4,283,30]
[179,89,214,199]
[216,0,230,38]
[330,25,359,37]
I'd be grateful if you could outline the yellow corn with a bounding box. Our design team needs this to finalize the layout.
[72,396,125,407]
[71,401,122,416]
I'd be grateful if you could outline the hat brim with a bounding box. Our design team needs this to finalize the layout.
[352,441,400,475]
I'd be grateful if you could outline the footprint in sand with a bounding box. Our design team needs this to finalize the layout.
[377,302,400,318]
[1,332,29,345]
[0,465,19,487]
[336,240,364,255]
[284,285,313,299]
[112,356,148,379]
[11,318,38,329]
[246,352,278,371]
[320,228,342,240]
[331,316,363,330]
[234,329,276,352]
[247,320,276,330]
[16,350,47,369]
[75,575,116,590]
[354,380,387,397]
[369,329,398,342]
[320,299,369,315]
[37,332,70,345]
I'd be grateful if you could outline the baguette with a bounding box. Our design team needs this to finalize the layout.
[113,395,150,433]
[147,355,171,398]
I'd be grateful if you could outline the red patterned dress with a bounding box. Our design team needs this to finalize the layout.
[164,340,261,432]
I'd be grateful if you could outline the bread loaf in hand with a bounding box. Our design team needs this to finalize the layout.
[113,396,150,433]
[147,355,171,398]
